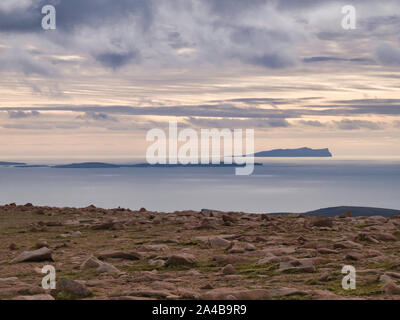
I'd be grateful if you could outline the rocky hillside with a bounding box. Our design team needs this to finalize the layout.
[1,204,400,300]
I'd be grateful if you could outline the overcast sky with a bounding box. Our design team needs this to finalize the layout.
[1,0,400,160]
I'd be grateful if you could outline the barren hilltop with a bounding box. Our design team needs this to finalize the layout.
[1,203,400,300]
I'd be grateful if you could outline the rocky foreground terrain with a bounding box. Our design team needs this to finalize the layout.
[1,203,400,300]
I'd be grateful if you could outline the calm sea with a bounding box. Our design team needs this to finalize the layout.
[0,159,399,213]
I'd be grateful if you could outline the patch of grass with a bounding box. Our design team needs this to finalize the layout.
[367,261,398,271]
[195,261,221,273]
[58,269,100,281]
[326,278,383,296]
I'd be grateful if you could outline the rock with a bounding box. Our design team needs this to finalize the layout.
[311,217,333,228]
[345,252,363,261]
[269,287,309,297]
[201,288,272,300]
[91,221,115,230]
[13,294,55,300]
[139,244,169,252]
[71,231,83,238]
[97,250,141,261]
[56,278,91,298]
[228,244,245,254]
[11,247,53,263]
[385,272,400,279]
[383,281,400,295]
[0,277,18,282]
[279,259,316,273]
[35,241,49,249]
[334,241,363,250]
[8,243,17,250]
[318,272,334,282]
[258,255,283,264]
[148,259,166,267]
[130,289,171,299]
[222,264,237,275]
[245,243,256,251]
[317,248,338,254]
[96,262,121,274]
[91,220,125,230]
[209,236,231,249]
[80,256,103,270]
[166,253,196,266]
[197,218,217,230]
[139,207,147,213]
[222,214,237,224]
[374,233,397,241]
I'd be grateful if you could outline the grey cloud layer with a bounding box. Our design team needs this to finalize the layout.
[1,96,399,131]
[2,0,399,74]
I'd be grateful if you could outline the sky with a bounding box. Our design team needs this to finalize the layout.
[1,0,400,161]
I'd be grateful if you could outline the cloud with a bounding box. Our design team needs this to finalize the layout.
[303,57,373,64]
[95,51,140,70]
[76,111,118,122]
[186,117,291,129]
[8,110,40,119]
[249,53,295,69]
[375,43,400,66]
[298,120,324,127]
[333,119,383,130]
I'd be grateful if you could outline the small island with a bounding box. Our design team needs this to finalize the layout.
[252,147,332,158]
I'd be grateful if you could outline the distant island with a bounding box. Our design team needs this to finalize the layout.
[252,147,332,157]
[304,206,400,217]
[269,206,400,217]
[0,161,26,166]
[52,162,263,169]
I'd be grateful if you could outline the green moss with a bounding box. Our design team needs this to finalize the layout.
[326,278,383,296]
[367,261,398,271]
[236,262,279,276]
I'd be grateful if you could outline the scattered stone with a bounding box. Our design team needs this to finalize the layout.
[35,241,49,249]
[374,233,397,241]
[317,248,338,254]
[97,250,141,261]
[228,244,245,254]
[148,259,166,267]
[311,217,333,228]
[80,256,103,270]
[245,243,256,251]
[222,264,237,275]
[209,236,231,248]
[10,247,53,263]
[345,252,363,261]
[96,262,121,274]
[55,278,91,298]
[201,288,272,300]
[279,259,316,273]
[197,218,217,230]
[383,281,400,295]
[8,243,17,251]
[13,294,55,300]
[166,253,196,266]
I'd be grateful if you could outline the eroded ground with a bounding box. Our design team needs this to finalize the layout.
[1,203,400,300]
